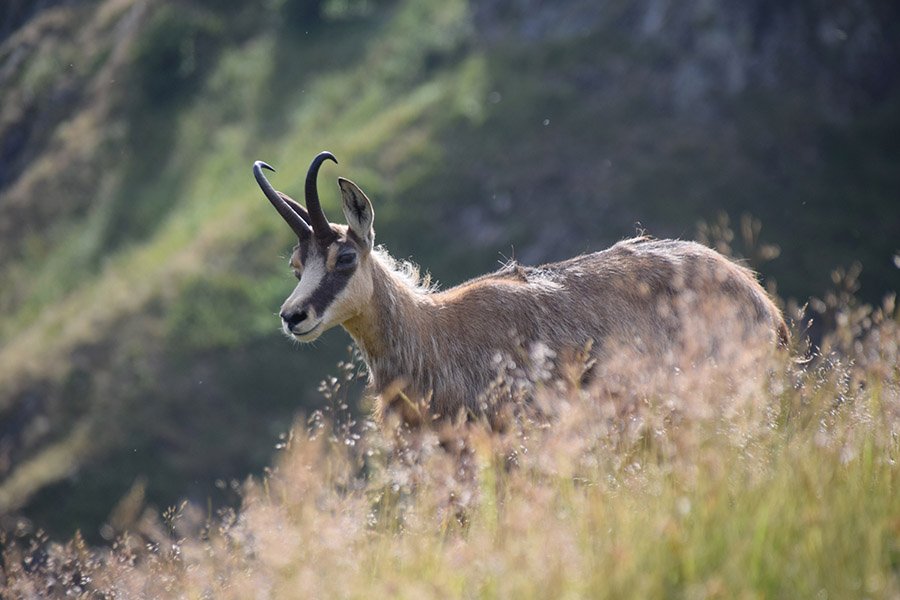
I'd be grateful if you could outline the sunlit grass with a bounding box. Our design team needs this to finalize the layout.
[2,292,898,598]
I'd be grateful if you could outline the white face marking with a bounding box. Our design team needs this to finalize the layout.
[281,253,326,339]
[288,256,325,306]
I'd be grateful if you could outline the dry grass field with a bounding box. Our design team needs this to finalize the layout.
[2,270,898,599]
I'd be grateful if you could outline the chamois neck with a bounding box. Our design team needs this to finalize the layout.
[341,250,436,374]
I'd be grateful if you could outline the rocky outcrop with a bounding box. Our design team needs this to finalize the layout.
[472,0,900,116]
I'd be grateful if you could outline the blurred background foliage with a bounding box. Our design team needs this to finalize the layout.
[0,0,897,539]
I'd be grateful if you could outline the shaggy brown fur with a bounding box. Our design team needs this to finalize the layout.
[341,237,787,421]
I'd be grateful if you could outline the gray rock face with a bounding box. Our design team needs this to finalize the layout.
[471,0,900,116]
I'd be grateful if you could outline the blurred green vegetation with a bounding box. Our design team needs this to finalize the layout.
[0,0,897,539]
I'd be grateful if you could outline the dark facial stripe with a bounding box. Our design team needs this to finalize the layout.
[307,266,355,314]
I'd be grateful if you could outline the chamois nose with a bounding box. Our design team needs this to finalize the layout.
[281,309,308,329]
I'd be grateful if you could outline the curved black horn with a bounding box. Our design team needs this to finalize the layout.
[305,151,338,245]
[253,161,312,239]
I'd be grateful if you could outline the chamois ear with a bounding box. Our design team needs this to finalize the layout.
[338,177,375,249]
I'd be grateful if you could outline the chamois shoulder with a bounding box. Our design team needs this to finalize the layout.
[434,258,570,303]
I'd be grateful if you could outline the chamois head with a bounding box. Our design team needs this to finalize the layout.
[253,152,375,342]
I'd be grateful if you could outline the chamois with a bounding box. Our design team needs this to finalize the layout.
[253,152,788,422]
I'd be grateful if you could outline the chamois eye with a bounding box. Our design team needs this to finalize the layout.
[336,252,357,269]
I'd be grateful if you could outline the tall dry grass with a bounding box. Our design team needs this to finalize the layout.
[2,251,899,598]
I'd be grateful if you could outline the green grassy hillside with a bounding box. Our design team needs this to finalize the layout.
[0,0,898,539]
